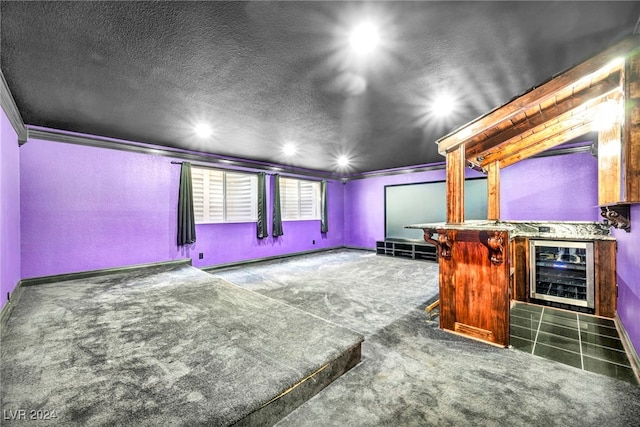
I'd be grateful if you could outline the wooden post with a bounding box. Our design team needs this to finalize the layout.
[487,161,500,220]
[446,145,465,224]
[598,118,623,205]
[594,240,617,318]
[623,49,640,203]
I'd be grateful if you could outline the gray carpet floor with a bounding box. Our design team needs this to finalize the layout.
[0,264,363,426]
[213,249,640,427]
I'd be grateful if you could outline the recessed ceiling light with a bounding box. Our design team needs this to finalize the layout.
[337,155,350,167]
[350,22,379,54]
[432,94,456,117]
[283,143,297,156]
[194,123,212,138]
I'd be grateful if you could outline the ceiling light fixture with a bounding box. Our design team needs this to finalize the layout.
[337,155,350,167]
[431,94,456,117]
[194,123,212,138]
[283,143,297,156]
[350,22,379,54]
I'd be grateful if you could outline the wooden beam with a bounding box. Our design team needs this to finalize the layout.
[446,145,466,224]
[486,162,500,220]
[478,93,615,168]
[465,74,621,162]
[437,34,639,155]
[499,122,594,168]
[479,116,584,167]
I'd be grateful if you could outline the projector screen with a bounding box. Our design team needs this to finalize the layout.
[384,178,488,241]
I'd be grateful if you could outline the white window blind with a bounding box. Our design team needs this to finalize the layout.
[192,167,257,224]
[280,177,320,220]
[281,178,300,220]
[225,172,257,222]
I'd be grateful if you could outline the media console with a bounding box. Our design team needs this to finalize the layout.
[375,239,437,262]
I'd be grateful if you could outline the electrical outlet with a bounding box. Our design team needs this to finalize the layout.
[312,240,315,244]
[199,253,204,259]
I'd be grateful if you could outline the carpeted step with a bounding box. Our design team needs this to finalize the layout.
[0,264,364,426]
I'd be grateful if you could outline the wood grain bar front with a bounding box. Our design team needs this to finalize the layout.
[510,237,529,302]
[437,228,510,347]
[595,240,617,318]
[454,322,494,341]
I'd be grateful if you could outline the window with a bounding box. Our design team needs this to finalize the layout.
[191,167,257,224]
[280,177,321,220]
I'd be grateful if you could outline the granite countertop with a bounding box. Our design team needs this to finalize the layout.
[405,220,616,241]
[405,220,512,231]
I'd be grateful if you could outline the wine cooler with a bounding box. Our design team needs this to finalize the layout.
[529,240,595,309]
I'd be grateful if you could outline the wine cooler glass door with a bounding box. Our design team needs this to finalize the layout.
[529,240,595,308]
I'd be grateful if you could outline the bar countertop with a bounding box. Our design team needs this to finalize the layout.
[405,220,616,241]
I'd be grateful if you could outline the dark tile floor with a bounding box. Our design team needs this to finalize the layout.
[510,302,638,385]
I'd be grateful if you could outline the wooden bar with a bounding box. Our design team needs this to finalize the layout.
[411,36,639,351]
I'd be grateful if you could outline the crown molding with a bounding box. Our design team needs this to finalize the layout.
[26,127,344,181]
[28,126,590,183]
[343,163,447,181]
[0,69,28,145]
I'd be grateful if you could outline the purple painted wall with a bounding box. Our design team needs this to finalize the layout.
[344,169,442,249]
[344,151,639,356]
[500,152,599,221]
[21,138,181,278]
[343,152,597,250]
[344,168,487,249]
[612,205,640,356]
[20,137,344,279]
[189,177,344,266]
[1,109,21,310]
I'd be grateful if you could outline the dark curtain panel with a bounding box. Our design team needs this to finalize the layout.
[272,174,284,237]
[321,180,329,233]
[177,162,196,246]
[257,172,268,239]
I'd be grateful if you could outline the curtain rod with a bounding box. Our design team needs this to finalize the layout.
[171,160,274,175]
[170,161,328,181]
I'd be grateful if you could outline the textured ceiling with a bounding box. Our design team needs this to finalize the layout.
[2,1,639,174]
